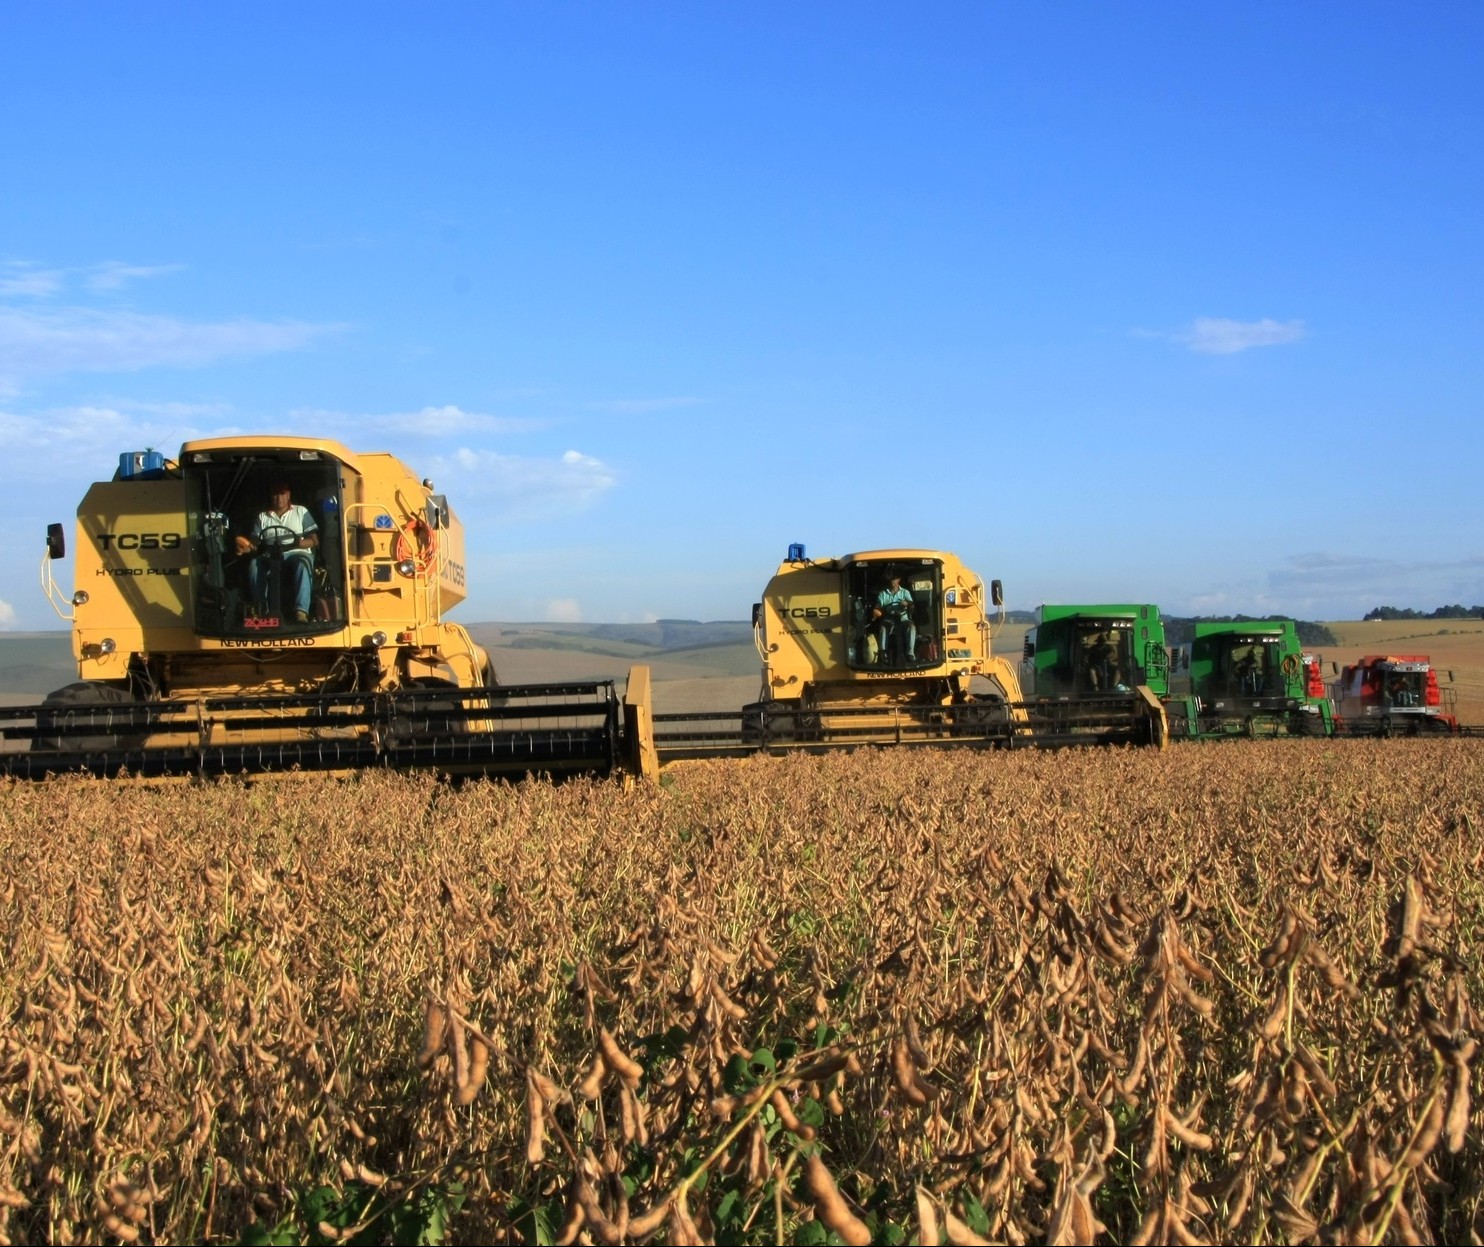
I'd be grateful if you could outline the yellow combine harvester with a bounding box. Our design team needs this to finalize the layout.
[651,545,1167,759]
[2,436,656,780]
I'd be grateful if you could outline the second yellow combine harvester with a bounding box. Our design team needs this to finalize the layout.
[2,436,657,780]
[652,545,1168,759]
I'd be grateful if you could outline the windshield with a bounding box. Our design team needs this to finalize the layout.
[1217,636,1281,698]
[1071,622,1134,693]
[845,559,942,670]
[183,451,346,638]
[1381,670,1426,707]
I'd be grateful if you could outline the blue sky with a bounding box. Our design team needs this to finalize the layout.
[2,2,1481,629]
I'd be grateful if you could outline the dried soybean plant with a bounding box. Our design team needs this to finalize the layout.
[0,739,1480,1244]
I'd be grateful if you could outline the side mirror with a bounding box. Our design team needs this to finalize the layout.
[46,522,65,560]
[751,603,762,627]
[991,579,1003,607]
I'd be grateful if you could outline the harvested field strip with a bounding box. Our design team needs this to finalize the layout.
[1,740,1481,1243]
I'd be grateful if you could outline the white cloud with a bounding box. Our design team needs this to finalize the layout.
[405,405,524,436]
[1267,552,1484,603]
[0,262,66,298]
[1178,317,1306,355]
[86,261,183,292]
[1173,552,1484,621]
[545,598,583,622]
[1,259,180,298]
[561,448,606,472]
[429,446,618,522]
[0,306,340,387]
[0,598,16,629]
[0,404,239,472]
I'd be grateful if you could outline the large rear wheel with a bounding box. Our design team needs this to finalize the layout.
[955,675,1015,745]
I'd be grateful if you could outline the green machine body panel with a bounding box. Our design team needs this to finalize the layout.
[1023,603,1171,699]
[1168,619,1334,738]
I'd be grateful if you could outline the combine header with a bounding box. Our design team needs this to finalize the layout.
[652,548,1167,759]
[1165,620,1335,738]
[2,437,655,780]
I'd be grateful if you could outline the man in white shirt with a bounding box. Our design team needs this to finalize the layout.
[235,481,319,622]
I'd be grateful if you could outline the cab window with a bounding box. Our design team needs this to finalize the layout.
[184,454,346,637]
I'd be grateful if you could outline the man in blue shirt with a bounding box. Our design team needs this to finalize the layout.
[873,575,916,665]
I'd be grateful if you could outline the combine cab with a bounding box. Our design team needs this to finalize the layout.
[652,548,1167,758]
[1166,620,1334,738]
[2,437,655,780]
[1331,655,1459,736]
[1019,604,1172,745]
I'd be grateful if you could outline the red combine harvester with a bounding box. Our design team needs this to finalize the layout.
[1331,655,1459,736]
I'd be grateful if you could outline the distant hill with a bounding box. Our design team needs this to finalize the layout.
[563,619,750,649]
[0,633,76,699]
[463,621,760,688]
[481,619,750,651]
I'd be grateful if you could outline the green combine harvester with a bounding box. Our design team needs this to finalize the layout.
[1023,608,1335,741]
[1020,604,1171,744]
[1166,620,1334,738]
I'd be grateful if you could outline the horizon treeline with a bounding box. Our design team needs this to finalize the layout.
[1363,604,1484,621]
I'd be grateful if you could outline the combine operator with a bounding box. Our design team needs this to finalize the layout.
[235,480,319,623]
[872,574,917,666]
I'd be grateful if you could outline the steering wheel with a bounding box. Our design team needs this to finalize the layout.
[254,523,301,555]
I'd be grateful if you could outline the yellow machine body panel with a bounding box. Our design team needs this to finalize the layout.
[53,435,490,699]
[756,549,1025,714]
[73,478,193,680]
[346,449,469,621]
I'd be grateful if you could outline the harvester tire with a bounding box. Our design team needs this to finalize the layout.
[473,649,507,707]
[1299,712,1327,737]
[952,698,1010,741]
[33,681,139,753]
[740,701,811,747]
[740,702,765,747]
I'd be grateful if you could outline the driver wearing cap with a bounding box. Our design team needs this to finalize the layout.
[235,481,319,622]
